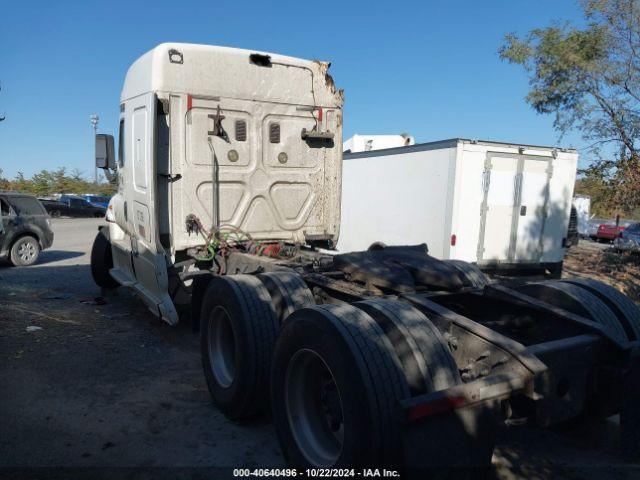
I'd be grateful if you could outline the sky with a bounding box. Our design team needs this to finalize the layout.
[0,0,589,179]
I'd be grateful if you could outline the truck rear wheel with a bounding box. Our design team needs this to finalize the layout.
[201,275,278,419]
[444,260,489,289]
[561,278,640,341]
[271,304,409,468]
[516,281,627,342]
[354,299,460,394]
[257,271,315,324]
[90,227,119,289]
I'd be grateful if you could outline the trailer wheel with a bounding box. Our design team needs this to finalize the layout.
[90,227,118,289]
[444,260,489,289]
[271,304,409,468]
[200,275,279,419]
[516,281,627,342]
[561,278,640,341]
[257,271,315,324]
[354,299,460,394]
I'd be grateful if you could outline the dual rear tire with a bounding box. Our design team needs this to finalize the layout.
[515,279,639,342]
[200,273,463,469]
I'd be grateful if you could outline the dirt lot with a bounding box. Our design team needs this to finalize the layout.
[564,239,640,302]
[0,219,638,478]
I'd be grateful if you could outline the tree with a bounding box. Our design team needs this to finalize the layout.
[499,0,640,212]
[0,168,116,197]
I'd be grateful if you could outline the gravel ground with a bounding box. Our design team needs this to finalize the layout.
[0,219,638,478]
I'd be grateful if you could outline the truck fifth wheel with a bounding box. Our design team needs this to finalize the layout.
[92,43,640,472]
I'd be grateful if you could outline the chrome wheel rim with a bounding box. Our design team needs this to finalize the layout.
[207,306,236,388]
[17,241,36,263]
[285,349,344,466]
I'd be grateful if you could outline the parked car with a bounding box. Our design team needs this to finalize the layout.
[0,192,54,266]
[41,195,106,218]
[587,219,603,239]
[614,222,640,252]
[82,194,111,209]
[594,222,628,242]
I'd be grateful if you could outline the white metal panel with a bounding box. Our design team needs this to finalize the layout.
[343,134,415,152]
[514,158,550,261]
[481,155,519,261]
[121,44,343,109]
[174,96,342,248]
[541,151,578,262]
[337,147,455,257]
[574,195,591,235]
[448,146,485,262]
[132,108,148,191]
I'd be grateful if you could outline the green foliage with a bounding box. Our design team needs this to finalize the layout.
[500,0,640,212]
[0,167,116,197]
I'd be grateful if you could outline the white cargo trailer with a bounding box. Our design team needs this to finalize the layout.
[573,194,592,236]
[338,139,578,274]
[343,133,415,152]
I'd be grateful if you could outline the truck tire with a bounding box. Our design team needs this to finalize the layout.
[9,235,40,267]
[516,281,627,342]
[367,241,387,251]
[201,275,279,419]
[354,299,460,394]
[90,227,119,289]
[444,259,489,289]
[271,304,409,468]
[257,271,315,324]
[561,278,640,341]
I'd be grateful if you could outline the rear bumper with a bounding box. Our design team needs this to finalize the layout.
[401,374,525,469]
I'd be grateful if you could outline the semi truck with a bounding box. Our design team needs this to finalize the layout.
[92,43,640,473]
[338,140,579,276]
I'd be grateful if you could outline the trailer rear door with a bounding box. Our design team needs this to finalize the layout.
[479,155,519,261]
[514,158,551,261]
[478,152,551,264]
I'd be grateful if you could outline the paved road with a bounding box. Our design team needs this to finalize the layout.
[0,219,636,478]
[0,219,281,473]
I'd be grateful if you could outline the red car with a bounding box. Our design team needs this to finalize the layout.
[595,223,626,242]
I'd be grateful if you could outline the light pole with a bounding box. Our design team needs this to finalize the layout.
[90,114,99,183]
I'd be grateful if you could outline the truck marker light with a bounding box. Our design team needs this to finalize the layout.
[106,204,116,223]
[187,94,193,111]
[408,395,466,422]
[451,234,457,246]
[316,106,323,122]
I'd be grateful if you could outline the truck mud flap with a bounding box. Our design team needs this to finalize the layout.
[401,373,525,470]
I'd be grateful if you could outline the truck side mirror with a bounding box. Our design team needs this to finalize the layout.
[95,134,116,170]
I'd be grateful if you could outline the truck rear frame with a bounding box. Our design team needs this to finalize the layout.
[91,43,640,473]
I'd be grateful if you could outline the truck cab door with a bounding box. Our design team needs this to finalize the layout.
[123,92,172,320]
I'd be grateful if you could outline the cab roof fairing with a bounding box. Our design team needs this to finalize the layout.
[120,43,344,108]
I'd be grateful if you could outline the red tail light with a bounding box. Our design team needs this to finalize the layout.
[408,395,467,422]
[450,234,457,246]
